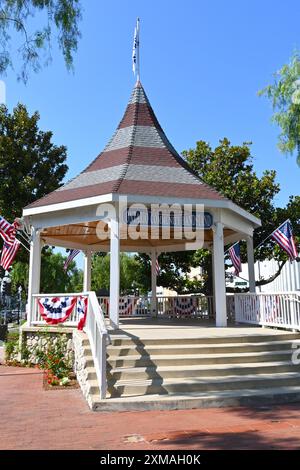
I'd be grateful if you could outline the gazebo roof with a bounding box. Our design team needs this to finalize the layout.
[26,81,226,210]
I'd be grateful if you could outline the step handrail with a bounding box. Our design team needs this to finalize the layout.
[84,291,110,399]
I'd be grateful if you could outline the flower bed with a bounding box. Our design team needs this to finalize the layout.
[42,371,79,390]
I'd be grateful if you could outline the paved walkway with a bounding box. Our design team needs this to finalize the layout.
[1,363,300,450]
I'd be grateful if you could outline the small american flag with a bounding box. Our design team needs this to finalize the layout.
[271,220,298,261]
[156,259,160,275]
[0,216,16,245]
[229,243,242,276]
[63,249,80,271]
[0,239,20,270]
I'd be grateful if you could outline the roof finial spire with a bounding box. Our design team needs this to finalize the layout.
[132,17,140,82]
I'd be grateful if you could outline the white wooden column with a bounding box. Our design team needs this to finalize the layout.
[27,227,41,325]
[109,217,120,329]
[83,251,92,292]
[247,235,256,293]
[212,222,227,327]
[211,249,216,317]
[151,250,157,317]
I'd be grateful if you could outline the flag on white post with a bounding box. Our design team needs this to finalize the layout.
[132,18,140,79]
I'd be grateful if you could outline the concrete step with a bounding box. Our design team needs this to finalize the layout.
[109,332,300,347]
[90,385,300,412]
[107,361,300,382]
[107,349,293,368]
[107,339,298,358]
[105,371,300,397]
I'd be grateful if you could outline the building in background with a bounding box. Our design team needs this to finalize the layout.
[226,259,300,292]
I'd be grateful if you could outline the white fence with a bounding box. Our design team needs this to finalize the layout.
[235,292,300,331]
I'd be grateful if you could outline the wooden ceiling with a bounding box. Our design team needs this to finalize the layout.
[41,221,236,252]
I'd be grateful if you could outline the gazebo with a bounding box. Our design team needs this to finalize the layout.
[23,81,261,329]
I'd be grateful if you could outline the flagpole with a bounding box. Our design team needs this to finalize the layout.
[136,17,140,82]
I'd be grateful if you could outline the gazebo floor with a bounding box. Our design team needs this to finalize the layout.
[108,317,289,339]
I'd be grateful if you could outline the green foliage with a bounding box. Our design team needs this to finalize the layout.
[259,52,300,165]
[183,138,282,260]
[35,330,73,385]
[4,331,19,361]
[40,249,83,293]
[0,0,82,81]
[10,249,83,295]
[91,253,149,295]
[0,103,68,283]
[148,138,299,294]
[0,103,68,221]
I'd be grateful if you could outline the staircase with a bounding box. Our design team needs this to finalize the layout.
[78,329,300,411]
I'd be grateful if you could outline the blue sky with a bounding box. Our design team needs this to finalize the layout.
[3,0,300,211]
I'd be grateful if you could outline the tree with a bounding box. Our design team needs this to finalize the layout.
[0,0,82,82]
[0,103,68,221]
[141,138,299,294]
[0,103,68,284]
[259,52,300,166]
[11,249,83,294]
[91,253,149,295]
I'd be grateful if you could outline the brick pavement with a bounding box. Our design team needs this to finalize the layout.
[1,364,300,450]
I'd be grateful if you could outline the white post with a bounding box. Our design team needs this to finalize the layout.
[109,217,120,329]
[27,227,41,325]
[83,251,92,292]
[211,249,216,318]
[151,250,157,317]
[212,221,227,327]
[247,236,256,293]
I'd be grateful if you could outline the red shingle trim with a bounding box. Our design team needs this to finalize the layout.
[116,180,226,200]
[118,103,163,130]
[25,180,121,208]
[84,148,131,172]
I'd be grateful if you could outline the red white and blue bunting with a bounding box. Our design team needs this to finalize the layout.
[77,296,88,330]
[171,297,197,316]
[38,296,88,329]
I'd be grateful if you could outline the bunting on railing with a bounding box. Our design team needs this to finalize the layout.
[77,296,88,330]
[171,297,197,316]
[100,297,138,316]
[38,296,78,325]
[38,295,88,328]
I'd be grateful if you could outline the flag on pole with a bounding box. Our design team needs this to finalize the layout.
[0,216,16,245]
[63,249,80,271]
[271,220,298,261]
[132,18,140,77]
[156,259,160,275]
[229,243,242,276]
[0,239,20,270]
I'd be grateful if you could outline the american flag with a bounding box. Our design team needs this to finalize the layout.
[229,243,242,276]
[0,239,20,270]
[156,259,160,275]
[63,249,80,271]
[271,220,298,261]
[0,216,16,245]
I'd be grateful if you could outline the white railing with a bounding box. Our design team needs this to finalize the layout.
[156,295,215,319]
[84,291,109,399]
[98,295,152,317]
[235,292,300,331]
[31,292,85,326]
[98,294,217,319]
[31,291,109,400]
